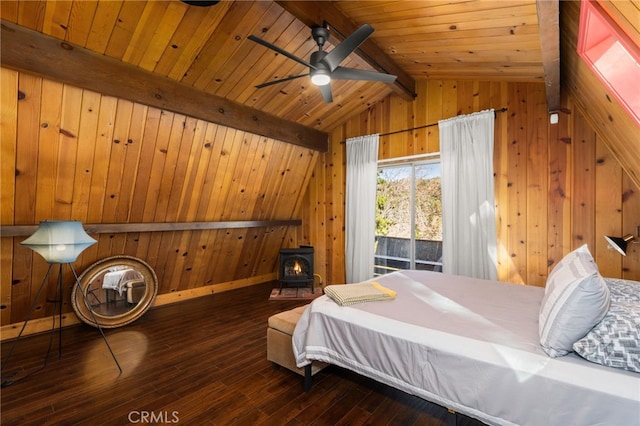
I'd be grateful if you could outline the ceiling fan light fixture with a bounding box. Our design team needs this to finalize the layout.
[249,24,394,102]
[310,69,331,86]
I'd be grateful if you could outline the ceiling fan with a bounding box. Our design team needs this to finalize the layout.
[248,24,397,103]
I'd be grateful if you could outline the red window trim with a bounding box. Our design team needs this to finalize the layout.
[577,0,640,127]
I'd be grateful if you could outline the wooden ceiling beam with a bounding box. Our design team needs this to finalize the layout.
[276,0,416,101]
[537,0,561,112]
[0,20,328,152]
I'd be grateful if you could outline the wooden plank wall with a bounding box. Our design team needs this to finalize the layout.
[0,69,317,329]
[301,79,640,288]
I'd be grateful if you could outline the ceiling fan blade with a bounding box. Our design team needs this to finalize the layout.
[255,73,309,89]
[323,24,374,71]
[331,67,397,83]
[248,35,317,70]
[319,84,333,103]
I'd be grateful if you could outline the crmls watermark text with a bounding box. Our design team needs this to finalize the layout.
[128,411,180,424]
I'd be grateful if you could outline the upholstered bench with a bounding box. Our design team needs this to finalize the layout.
[267,304,327,390]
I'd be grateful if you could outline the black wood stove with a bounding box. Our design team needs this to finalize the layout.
[278,246,314,293]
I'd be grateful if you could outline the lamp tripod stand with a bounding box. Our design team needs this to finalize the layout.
[1,262,122,387]
[1,220,122,387]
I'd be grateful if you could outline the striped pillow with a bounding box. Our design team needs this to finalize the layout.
[539,244,610,357]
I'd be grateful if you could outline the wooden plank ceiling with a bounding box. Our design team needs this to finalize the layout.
[0,0,558,136]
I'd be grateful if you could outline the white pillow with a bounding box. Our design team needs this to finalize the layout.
[539,244,610,357]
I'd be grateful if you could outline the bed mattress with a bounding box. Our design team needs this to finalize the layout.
[292,270,640,426]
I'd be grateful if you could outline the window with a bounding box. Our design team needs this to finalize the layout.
[578,0,640,126]
[375,159,442,276]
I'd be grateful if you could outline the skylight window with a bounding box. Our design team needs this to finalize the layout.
[577,0,640,126]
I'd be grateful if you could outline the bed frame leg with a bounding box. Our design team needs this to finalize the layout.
[303,364,313,392]
[446,409,457,426]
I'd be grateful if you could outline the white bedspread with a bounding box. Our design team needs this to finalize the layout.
[292,270,640,426]
[102,269,141,295]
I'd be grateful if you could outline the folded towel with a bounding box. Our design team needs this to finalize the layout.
[324,281,396,306]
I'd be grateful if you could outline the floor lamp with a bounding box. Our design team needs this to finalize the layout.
[1,220,121,387]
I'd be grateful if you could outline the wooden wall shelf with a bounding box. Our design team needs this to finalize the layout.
[0,220,301,238]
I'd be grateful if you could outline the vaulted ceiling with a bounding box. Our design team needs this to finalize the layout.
[0,0,559,149]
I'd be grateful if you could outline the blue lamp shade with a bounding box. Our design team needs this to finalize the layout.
[21,221,96,263]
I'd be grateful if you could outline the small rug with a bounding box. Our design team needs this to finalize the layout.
[269,287,324,301]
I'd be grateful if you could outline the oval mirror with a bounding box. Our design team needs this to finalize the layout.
[72,255,158,328]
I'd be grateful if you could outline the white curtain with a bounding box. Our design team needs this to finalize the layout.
[439,110,497,280]
[345,134,379,283]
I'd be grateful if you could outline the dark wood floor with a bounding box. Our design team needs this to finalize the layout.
[1,282,483,425]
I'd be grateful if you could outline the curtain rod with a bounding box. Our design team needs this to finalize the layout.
[378,107,508,137]
[340,107,508,143]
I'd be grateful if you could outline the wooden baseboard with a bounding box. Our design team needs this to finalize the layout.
[0,273,277,341]
[151,273,277,307]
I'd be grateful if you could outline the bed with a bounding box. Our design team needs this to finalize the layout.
[102,268,142,295]
[101,268,146,304]
[292,269,640,426]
